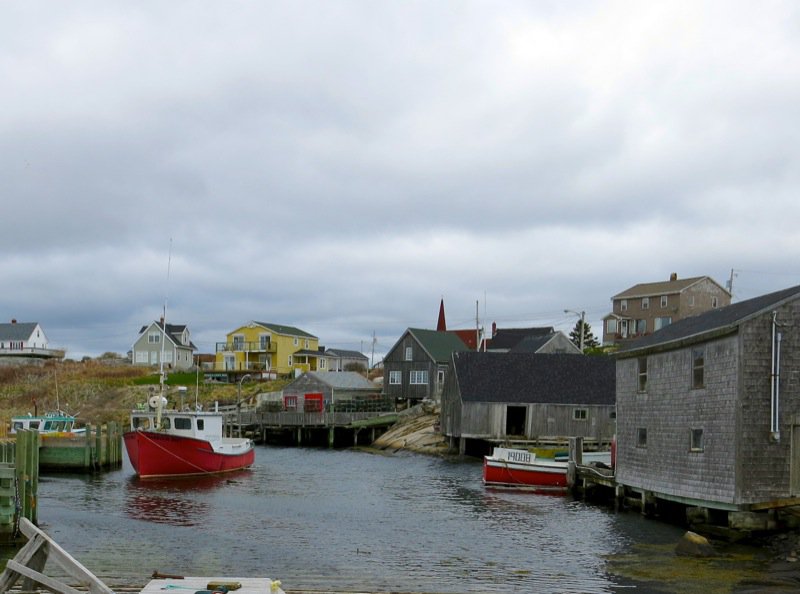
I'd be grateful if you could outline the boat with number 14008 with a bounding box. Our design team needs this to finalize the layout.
[483,447,611,492]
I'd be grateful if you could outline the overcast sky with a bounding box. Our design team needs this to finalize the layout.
[2,1,799,361]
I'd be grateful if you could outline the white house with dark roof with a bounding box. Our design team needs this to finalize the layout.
[324,348,369,372]
[131,319,196,370]
[0,320,63,361]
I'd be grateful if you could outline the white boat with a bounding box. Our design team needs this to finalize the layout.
[483,447,611,492]
[10,411,86,435]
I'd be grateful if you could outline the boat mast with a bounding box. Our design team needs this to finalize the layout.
[156,239,173,430]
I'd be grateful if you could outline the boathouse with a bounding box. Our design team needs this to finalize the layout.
[614,284,800,524]
[440,352,616,456]
[281,371,388,412]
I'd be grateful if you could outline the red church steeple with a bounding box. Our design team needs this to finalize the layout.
[437,298,447,331]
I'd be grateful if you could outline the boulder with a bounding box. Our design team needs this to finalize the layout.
[675,531,716,557]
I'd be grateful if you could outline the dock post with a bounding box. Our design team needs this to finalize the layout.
[328,427,335,448]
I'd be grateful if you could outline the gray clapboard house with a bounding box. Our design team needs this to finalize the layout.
[615,284,800,519]
[132,319,196,370]
[282,371,385,411]
[440,352,616,455]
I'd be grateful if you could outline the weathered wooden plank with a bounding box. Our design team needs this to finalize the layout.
[5,560,84,594]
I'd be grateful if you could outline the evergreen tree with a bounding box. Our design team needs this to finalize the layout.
[569,320,599,351]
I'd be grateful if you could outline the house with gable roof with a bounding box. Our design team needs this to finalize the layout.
[324,348,369,372]
[0,320,63,362]
[215,321,320,377]
[440,352,616,455]
[603,273,731,346]
[615,284,800,521]
[132,319,196,370]
[383,328,470,404]
[482,324,581,354]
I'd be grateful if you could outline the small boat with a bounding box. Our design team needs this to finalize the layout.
[483,447,611,492]
[10,411,86,435]
[123,403,255,479]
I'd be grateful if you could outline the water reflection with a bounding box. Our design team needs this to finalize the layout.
[124,471,251,526]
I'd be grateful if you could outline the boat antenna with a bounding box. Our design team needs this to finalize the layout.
[156,238,173,429]
[53,369,60,413]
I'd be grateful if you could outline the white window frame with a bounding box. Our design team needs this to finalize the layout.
[389,370,401,384]
[607,319,617,334]
[660,295,668,308]
[620,299,628,312]
[404,346,413,361]
[409,370,428,385]
[642,297,649,310]
[148,332,160,344]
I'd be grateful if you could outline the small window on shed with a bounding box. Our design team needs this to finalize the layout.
[638,357,648,392]
[692,348,705,389]
[690,428,704,452]
[573,408,588,421]
[637,428,647,448]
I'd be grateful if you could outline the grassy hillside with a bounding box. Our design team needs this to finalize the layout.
[0,360,286,428]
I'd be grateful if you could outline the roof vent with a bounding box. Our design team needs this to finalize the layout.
[669,273,678,281]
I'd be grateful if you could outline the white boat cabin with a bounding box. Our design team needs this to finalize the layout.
[11,413,83,434]
[130,410,224,441]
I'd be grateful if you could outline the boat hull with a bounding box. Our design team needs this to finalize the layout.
[483,457,568,491]
[124,431,254,479]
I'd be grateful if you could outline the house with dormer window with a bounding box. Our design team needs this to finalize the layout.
[132,319,196,370]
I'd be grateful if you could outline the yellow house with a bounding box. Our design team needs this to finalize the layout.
[214,321,323,376]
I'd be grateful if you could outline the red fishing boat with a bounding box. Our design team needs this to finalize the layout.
[483,447,610,492]
[124,405,255,479]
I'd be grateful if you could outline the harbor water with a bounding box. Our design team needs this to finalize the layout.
[13,446,778,593]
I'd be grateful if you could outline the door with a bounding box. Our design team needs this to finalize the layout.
[506,406,527,437]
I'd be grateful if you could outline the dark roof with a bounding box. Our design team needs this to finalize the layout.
[612,276,724,299]
[452,352,615,405]
[324,348,368,360]
[139,321,197,350]
[407,328,470,362]
[0,322,38,341]
[508,333,558,353]
[252,321,317,339]
[617,284,800,356]
[305,371,378,390]
[487,327,555,350]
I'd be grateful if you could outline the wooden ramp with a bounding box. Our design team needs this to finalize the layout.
[0,518,286,594]
[0,518,114,594]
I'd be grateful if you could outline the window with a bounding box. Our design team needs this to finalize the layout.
[197,419,204,431]
[404,346,413,361]
[637,428,647,448]
[573,409,588,420]
[642,297,649,310]
[688,295,695,307]
[233,335,244,350]
[320,358,326,370]
[620,299,628,312]
[259,334,269,349]
[174,417,192,430]
[288,355,293,367]
[711,296,719,308]
[410,370,428,384]
[654,317,672,330]
[690,428,704,452]
[389,370,401,384]
[305,340,309,348]
[293,337,299,346]
[635,319,647,334]
[607,319,617,334]
[437,369,445,384]
[692,348,705,389]
[638,357,647,392]
[148,333,160,344]
[660,295,668,308]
